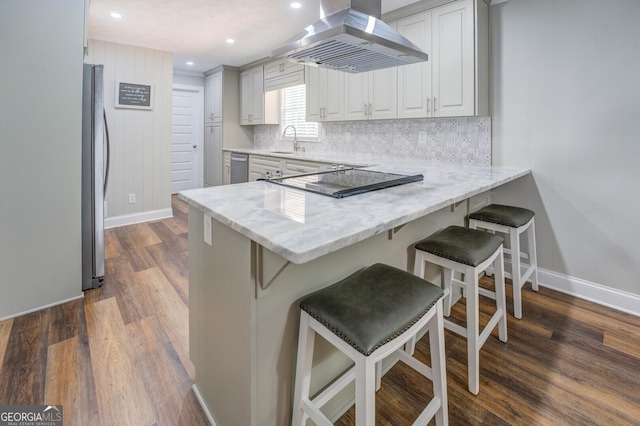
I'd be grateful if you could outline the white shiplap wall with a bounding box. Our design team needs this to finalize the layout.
[85,39,173,223]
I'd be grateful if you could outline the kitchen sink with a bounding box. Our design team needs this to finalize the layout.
[269,151,295,155]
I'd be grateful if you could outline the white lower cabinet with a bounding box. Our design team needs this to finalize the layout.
[249,155,355,181]
[249,155,282,181]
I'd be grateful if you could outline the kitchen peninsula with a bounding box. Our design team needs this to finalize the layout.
[179,159,529,426]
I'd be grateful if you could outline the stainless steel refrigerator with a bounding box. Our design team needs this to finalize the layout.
[81,64,110,290]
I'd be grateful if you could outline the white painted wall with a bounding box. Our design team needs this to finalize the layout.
[85,39,173,225]
[490,0,640,297]
[0,0,85,319]
[174,71,205,87]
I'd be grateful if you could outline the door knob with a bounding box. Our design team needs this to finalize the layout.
[193,144,197,149]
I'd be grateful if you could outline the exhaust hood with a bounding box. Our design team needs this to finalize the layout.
[271,0,428,73]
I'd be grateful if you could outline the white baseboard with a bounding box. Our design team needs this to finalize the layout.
[0,293,84,322]
[504,261,640,317]
[537,267,640,317]
[192,384,216,426]
[105,208,173,229]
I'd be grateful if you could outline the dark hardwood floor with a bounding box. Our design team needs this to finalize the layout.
[1,195,639,425]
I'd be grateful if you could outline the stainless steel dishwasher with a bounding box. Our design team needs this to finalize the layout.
[230,152,249,183]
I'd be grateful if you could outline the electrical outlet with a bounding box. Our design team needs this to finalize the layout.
[203,213,212,246]
[128,194,136,204]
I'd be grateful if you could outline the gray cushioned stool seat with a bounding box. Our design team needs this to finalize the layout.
[468,204,535,228]
[414,225,504,267]
[299,263,443,356]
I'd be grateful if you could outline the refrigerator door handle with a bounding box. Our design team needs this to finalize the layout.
[103,109,110,197]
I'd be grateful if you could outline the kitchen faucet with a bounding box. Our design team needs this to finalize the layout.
[282,125,303,152]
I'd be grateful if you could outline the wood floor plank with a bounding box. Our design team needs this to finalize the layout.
[104,228,124,259]
[148,220,188,253]
[104,255,155,325]
[125,316,207,425]
[0,311,49,405]
[113,223,162,272]
[0,318,13,367]
[44,336,99,426]
[603,330,640,359]
[85,297,158,426]
[114,222,162,247]
[161,216,188,237]
[47,299,86,346]
[136,267,194,379]
[146,242,189,306]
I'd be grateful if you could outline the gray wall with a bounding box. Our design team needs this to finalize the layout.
[0,0,85,319]
[490,0,640,296]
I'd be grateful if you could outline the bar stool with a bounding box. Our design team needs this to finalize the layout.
[292,263,448,426]
[413,226,507,395]
[468,204,539,319]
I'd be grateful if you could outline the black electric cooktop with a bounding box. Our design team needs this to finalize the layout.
[265,168,424,198]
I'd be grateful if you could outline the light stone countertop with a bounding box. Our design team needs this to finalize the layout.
[179,159,529,264]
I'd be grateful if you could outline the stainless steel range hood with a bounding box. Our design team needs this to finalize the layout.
[271,0,428,73]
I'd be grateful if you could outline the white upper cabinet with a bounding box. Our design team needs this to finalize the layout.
[432,0,475,117]
[396,0,487,118]
[306,67,346,122]
[397,11,432,118]
[205,71,223,123]
[264,60,305,91]
[344,66,397,121]
[240,66,279,125]
[240,67,265,124]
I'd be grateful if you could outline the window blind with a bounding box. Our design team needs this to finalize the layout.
[281,84,319,141]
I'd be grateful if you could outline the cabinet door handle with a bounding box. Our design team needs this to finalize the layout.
[363,103,367,117]
[369,103,372,116]
[426,97,430,114]
[433,97,437,112]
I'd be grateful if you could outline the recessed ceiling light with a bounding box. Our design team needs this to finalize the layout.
[186,61,194,66]
[110,12,122,19]
[291,2,302,8]
[226,38,235,44]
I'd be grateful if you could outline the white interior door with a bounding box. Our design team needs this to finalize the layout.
[171,84,204,193]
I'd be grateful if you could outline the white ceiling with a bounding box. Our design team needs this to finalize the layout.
[88,0,424,74]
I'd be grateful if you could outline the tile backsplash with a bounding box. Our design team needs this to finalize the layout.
[254,117,491,166]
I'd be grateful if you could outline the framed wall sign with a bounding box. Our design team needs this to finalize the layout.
[115,81,153,110]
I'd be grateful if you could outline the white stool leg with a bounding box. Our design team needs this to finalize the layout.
[355,356,376,426]
[292,312,315,426]
[509,227,523,319]
[442,267,454,317]
[429,300,448,426]
[528,219,539,291]
[494,247,508,342]
[465,266,481,395]
[414,251,425,278]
